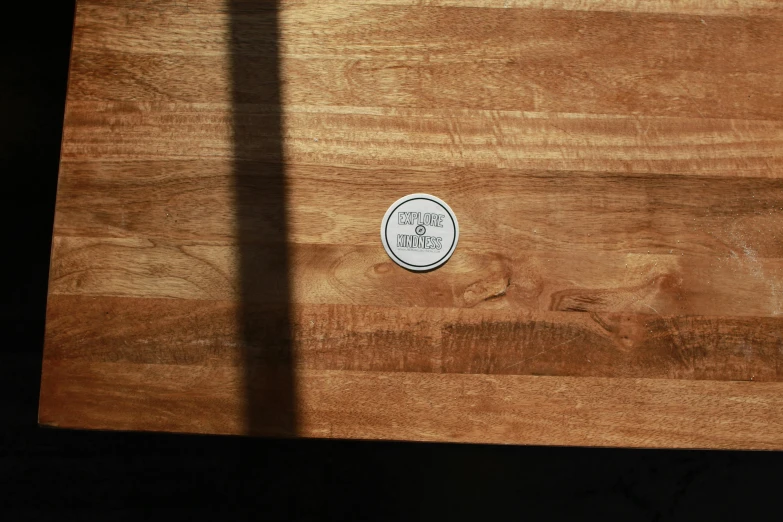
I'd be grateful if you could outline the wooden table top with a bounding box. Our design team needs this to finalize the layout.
[40,0,783,449]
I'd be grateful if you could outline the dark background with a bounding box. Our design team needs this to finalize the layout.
[1,3,781,519]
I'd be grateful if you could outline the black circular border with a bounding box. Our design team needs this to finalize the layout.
[384,197,457,269]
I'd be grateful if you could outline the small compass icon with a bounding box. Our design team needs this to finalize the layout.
[415,225,426,236]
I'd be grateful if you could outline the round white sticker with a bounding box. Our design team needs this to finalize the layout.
[380,193,459,271]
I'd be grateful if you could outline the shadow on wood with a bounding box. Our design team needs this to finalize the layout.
[230,1,295,436]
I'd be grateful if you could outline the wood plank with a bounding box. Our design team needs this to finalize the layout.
[78,0,783,18]
[278,61,782,120]
[48,238,783,317]
[44,295,783,382]
[349,1,783,17]
[282,5,783,71]
[54,161,783,258]
[60,103,783,176]
[70,5,783,119]
[39,361,783,449]
[75,4,783,73]
[68,51,783,120]
[321,0,782,16]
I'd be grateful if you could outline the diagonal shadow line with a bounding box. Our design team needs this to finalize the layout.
[230,0,296,436]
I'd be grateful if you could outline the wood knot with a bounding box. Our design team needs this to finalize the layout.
[373,262,393,275]
[462,276,512,307]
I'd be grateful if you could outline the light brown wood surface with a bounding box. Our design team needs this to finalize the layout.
[40,0,783,449]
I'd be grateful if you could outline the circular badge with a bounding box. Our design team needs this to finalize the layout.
[380,194,459,271]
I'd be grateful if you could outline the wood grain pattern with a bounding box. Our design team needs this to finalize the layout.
[40,361,783,449]
[72,5,783,119]
[45,296,783,381]
[55,161,783,254]
[40,0,783,448]
[48,237,783,317]
[60,103,783,175]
